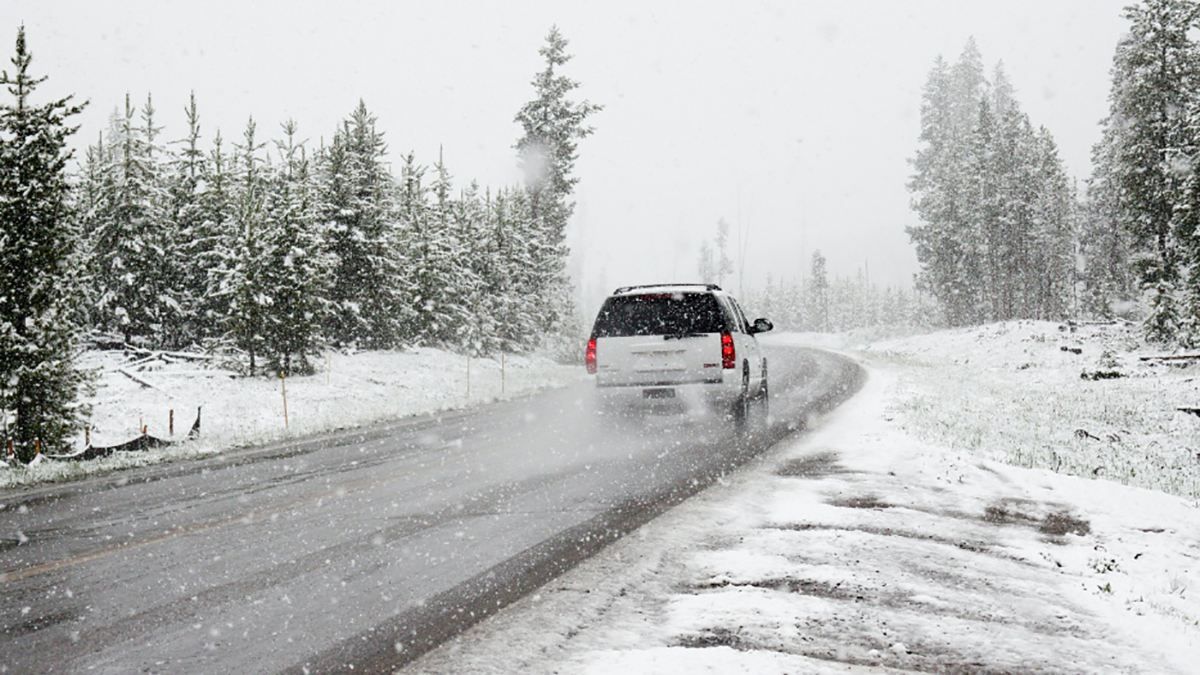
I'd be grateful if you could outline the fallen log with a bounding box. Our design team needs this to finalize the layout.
[1081,370,1124,381]
[1139,353,1200,362]
[160,350,216,362]
[152,369,238,379]
[116,368,163,390]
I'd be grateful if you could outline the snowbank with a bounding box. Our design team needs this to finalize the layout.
[0,348,581,489]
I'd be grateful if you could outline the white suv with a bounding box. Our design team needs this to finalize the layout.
[585,284,772,424]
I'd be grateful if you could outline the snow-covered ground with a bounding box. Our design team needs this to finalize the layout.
[863,321,1200,501]
[410,326,1200,673]
[0,348,581,489]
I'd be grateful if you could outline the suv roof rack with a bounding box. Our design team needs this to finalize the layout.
[612,283,722,294]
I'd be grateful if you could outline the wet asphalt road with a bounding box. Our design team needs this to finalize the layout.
[0,345,861,674]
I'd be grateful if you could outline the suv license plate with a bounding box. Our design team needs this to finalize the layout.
[643,388,676,399]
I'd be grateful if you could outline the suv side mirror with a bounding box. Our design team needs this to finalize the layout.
[751,318,773,334]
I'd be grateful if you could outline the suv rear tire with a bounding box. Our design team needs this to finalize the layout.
[732,366,751,429]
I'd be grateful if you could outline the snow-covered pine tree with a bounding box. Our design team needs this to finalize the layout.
[219,118,269,373]
[911,42,1078,327]
[321,101,405,349]
[75,132,110,329]
[1084,113,1138,319]
[197,130,235,342]
[88,93,177,346]
[0,26,90,459]
[807,250,830,332]
[260,120,329,374]
[416,148,462,344]
[964,95,1001,320]
[948,42,989,320]
[450,181,489,355]
[1172,13,1200,344]
[1028,128,1076,320]
[907,52,980,326]
[139,94,189,347]
[697,240,716,283]
[396,151,443,345]
[715,218,734,287]
[481,188,515,352]
[168,92,212,347]
[481,187,533,352]
[501,187,542,350]
[1095,0,1200,342]
[514,26,601,343]
[995,103,1041,320]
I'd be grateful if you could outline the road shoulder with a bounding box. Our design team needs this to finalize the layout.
[409,360,1200,674]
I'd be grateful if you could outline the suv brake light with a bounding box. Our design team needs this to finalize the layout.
[721,332,735,369]
[585,337,597,374]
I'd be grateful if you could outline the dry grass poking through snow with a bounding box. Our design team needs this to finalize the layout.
[867,321,1200,501]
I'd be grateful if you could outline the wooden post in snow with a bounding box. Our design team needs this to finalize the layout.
[280,371,289,430]
[169,409,174,436]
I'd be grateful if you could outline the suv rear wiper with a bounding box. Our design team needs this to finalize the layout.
[663,332,707,340]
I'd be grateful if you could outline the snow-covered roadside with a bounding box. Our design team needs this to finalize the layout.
[0,348,581,489]
[409,358,1200,674]
[860,321,1200,501]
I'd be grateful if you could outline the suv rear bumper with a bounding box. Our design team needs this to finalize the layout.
[594,377,742,414]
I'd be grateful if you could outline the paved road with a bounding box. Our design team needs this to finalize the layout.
[0,345,861,674]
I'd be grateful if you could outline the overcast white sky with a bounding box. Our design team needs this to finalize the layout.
[4,0,1129,311]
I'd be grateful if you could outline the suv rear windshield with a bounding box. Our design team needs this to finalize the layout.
[592,293,727,337]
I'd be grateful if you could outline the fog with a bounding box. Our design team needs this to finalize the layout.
[3,0,1127,313]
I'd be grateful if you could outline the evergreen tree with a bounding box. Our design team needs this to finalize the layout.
[1095,0,1200,341]
[138,94,188,347]
[715,218,734,287]
[1029,129,1076,320]
[482,187,538,352]
[807,250,830,332]
[499,187,542,349]
[321,101,404,349]
[514,26,601,340]
[450,181,488,354]
[219,118,269,373]
[396,151,441,344]
[911,40,1079,327]
[197,130,235,342]
[1082,124,1137,318]
[75,132,110,328]
[260,120,328,374]
[0,27,89,459]
[908,52,979,325]
[965,95,1000,320]
[87,93,180,346]
[420,148,462,344]
[169,92,212,346]
[697,240,715,283]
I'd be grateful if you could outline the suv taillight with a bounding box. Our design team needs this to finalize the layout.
[721,332,735,369]
[585,337,597,374]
